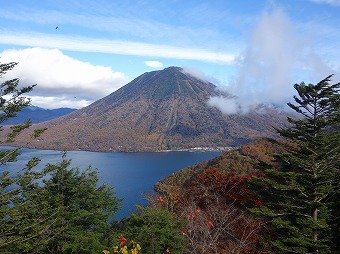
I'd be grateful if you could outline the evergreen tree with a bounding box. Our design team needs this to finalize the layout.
[0,62,35,125]
[1,62,122,253]
[40,155,122,253]
[0,157,55,253]
[253,75,340,253]
[119,205,187,254]
[0,61,49,252]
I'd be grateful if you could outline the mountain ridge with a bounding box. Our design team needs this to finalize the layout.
[3,106,76,125]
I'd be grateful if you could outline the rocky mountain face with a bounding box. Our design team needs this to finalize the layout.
[12,67,290,152]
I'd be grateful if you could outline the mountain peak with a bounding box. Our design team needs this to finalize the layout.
[93,66,217,107]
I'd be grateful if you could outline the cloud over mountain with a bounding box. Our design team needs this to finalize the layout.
[209,7,336,114]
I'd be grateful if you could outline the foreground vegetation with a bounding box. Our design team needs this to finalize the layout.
[1,61,339,253]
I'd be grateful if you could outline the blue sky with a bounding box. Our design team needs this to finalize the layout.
[0,0,339,111]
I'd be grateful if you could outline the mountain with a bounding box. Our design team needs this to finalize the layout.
[3,106,76,125]
[11,67,290,152]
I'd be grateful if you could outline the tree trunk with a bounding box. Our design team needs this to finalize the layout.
[312,206,318,254]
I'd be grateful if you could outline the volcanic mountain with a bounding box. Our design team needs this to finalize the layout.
[13,67,289,152]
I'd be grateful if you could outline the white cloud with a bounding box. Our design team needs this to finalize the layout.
[181,67,220,84]
[207,96,241,115]
[0,47,129,109]
[29,96,91,109]
[0,31,236,64]
[144,61,163,68]
[209,7,335,115]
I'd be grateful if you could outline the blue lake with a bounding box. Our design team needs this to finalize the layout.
[0,147,220,220]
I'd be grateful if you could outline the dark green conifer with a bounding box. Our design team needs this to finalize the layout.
[1,62,122,253]
[0,61,45,252]
[252,75,340,253]
[41,155,122,253]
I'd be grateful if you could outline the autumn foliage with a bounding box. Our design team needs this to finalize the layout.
[103,234,141,254]
[184,168,264,208]
[179,168,267,253]
[154,143,274,254]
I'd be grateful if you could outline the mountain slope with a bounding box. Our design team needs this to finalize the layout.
[12,67,290,152]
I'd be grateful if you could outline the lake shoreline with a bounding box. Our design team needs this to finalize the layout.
[1,144,233,153]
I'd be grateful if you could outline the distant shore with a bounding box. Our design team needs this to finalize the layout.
[160,146,234,152]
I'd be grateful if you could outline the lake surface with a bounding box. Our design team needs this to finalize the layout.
[0,147,220,220]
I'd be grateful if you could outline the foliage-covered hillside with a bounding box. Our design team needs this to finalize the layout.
[155,138,281,191]
[151,139,277,253]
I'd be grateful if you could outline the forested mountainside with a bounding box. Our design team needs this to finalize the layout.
[11,67,290,152]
